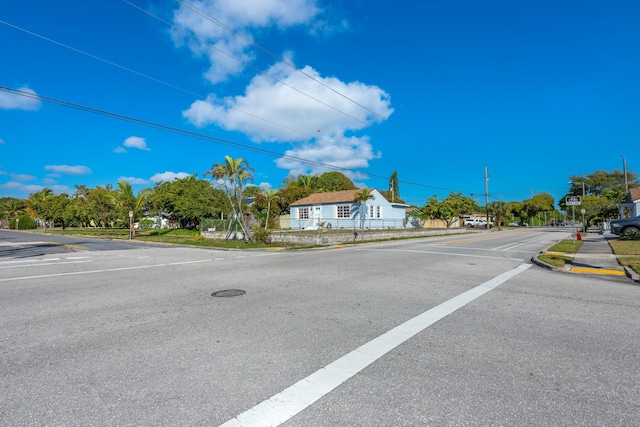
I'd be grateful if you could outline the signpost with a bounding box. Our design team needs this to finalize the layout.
[566,196,581,242]
[129,211,134,240]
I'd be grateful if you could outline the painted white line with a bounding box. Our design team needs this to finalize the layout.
[168,260,210,266]
[0,259,212,282]
[0,260,92,269]
[357,248,524,262]
[220,263,532,427]
[0,241,50,246]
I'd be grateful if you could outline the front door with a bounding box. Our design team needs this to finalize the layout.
[313,206,321,228]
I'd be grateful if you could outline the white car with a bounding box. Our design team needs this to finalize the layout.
[464,218,493,228]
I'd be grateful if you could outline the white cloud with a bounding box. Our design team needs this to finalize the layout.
[10,173,36,182]
[42,178,57,185]
[171,0,321,83]
[113,146,127,154]
[0,86,42,111]
[183,57,392,176]
[0,138,5,144]
[277,134,381,176]
[123,136,150,151]
[119,177,150,185]
[150,171,191,183]
[0,181,44,194]
[44,165,92,175]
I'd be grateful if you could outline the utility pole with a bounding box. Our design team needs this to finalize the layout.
[484,165,490,229]
[623,156,629,192]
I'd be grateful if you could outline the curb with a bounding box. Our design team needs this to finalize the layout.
[532,253,639,284]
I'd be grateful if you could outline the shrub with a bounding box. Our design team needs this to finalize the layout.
[10,215,37,230]
[620,228,640,241]
[252,227,271,244]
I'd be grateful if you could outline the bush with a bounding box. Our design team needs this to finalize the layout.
[252,227,271,244]
[10,215,37,230]
[620,228,640,241]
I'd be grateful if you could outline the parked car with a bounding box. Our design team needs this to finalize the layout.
[464,218,493,228]
[610,215,640,236]
[508,222,520,227]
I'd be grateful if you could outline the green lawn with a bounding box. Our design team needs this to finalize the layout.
[537,239,582,268]
[609,240,640,274]
[30,227,280,249]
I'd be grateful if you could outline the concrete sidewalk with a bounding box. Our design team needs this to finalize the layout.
[534,228,639,283]
[570,231,627,276]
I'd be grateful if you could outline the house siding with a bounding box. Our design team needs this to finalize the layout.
[290,189,407,230]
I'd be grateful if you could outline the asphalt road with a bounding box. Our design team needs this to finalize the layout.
[1,228,639,426]
[0,229,152,258]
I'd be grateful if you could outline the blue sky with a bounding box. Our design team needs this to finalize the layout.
[1,0,638,209]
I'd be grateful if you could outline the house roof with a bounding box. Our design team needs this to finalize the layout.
[290,189,374,206]
[630,188,640,202]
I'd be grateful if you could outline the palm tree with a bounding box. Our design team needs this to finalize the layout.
[354,188,374,240]
[28,188,53,230]
[489,201,511,230]
[1,198,26,220]
[205,156,254,241]
[112,181,151,236]
[262,186,280,231]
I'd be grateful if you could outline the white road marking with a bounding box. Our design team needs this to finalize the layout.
[220,263,532,427]
[356,248,524,262]
[0,260,91,269]
[0,259,212,282]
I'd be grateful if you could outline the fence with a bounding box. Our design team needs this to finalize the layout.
[288,216,408,230]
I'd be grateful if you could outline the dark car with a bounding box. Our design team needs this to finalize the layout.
[610,215,640,236]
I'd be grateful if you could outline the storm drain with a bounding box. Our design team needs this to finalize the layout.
[211,289,246,297]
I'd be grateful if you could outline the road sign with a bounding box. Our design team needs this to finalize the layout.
[566,196,581,206]
[581,208,586,214]
[129,211,134,218]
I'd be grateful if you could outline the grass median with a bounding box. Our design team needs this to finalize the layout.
[538,239,582,268]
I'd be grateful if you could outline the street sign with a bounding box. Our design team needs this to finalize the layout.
[566,196,581,206]
[581,208,586,214]
[129,211,134,218]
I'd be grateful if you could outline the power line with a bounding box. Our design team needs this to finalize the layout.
[124,0,474,166]
[0,85,458,194]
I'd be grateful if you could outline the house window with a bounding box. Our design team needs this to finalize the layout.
[369,205,374,218]
[299,207,309,219]
[336,205,350,218]
[376,206,382,218]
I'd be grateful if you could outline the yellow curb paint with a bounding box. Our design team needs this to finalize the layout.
[335,245,344,248]
[570,267,625,275]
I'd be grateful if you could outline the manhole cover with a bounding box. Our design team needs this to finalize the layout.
[211,289,246,297]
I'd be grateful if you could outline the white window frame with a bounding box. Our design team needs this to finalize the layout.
[336,205,350,218]
[298,207,310,219]
[376,205,382,218]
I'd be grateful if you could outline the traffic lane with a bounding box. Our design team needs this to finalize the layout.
[0,245,232,282]
[288,265,640,426]
[1,244,529,425]
[0,229,154,258]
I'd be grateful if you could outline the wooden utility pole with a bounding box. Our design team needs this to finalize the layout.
[484,166,490,229]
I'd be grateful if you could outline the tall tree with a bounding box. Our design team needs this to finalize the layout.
[354,188,374,240]
[420,193,477,228]
[111,181,151,234]
[151,175,222,229]
[0,197,26,220]
[314,171,356,192]
[389,171,399,203]
[262,186,279,231]
[488,201,511,230]
[205,156,254,241]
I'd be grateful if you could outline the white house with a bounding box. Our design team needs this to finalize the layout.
[289,188,408,230]
[620,188,640,218]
